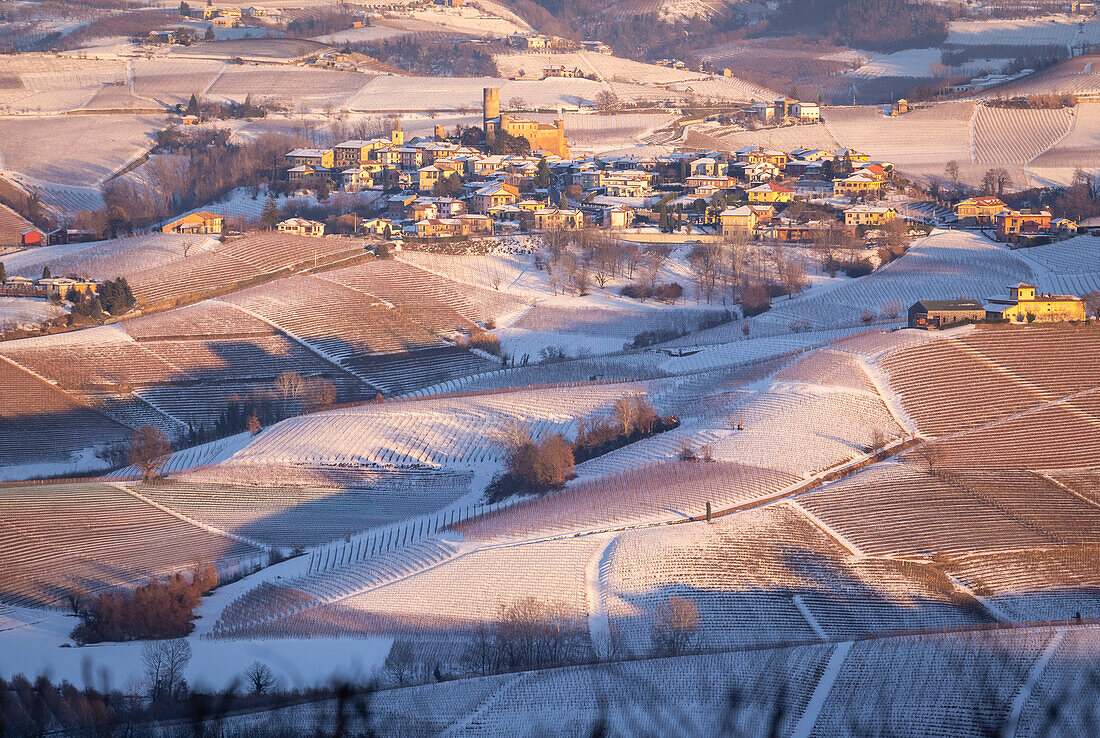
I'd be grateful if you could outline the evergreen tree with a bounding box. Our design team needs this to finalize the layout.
[534,158,551,190]
[41,265,51,279]
[203,26,214,41]
[186,93,199,115]
[260,195,280,229]
[179,0,190,15]
[0,261,6,284]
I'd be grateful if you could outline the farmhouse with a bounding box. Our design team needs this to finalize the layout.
[907,299,986,329]
[161,212,224,235]
[1,277,98,301]
[277,218,325,237]
[985,283,1086,323]
[791,102,820,122]
[954,196,1007,225]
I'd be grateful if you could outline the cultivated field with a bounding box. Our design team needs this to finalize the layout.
[1030,101,1100,186]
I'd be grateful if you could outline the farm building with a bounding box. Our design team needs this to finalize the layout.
[907,299,986,329]
[161,212,224,235]
[985,283,1086,323]
[277,218,325,237]
[20,228,44,247]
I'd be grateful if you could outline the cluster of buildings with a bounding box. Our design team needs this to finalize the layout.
[745,98,821,125]
[953,197,1078,243]
[908,283,1087,329]
[273,88,901,241]
[0,276,99,302]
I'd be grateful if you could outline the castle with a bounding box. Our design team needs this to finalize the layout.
[483,88,570,158]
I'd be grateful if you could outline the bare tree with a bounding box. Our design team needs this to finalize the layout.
[652,595,700,655]
[687,242,722,303]
[775,250,807,297]
[912,442,945,475]
[944,160,961,196]
[595,90,619,112]
[244,661,278,694]
[491,418,532,463]
[881,299,904,320]
[383,641,424,685]
[275,370,304,403]
[868,428,888,452]
[130,425,171,481]
[142,639,191,701]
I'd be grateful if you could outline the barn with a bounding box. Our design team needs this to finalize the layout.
[907,299,986,329]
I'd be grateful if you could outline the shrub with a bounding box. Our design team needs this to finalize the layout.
[740,284,771,317]
[654,282,684,303]
[468,331,501,355]
[843,259,875,278]
[71,564,216,644]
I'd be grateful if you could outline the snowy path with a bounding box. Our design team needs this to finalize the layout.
[790,640,852,738]
[585,533,616,660]
[1002,629,1066,738]
[792,594,828,640]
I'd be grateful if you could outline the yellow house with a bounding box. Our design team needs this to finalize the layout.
[844,205,897,227]
[533,208,584,230]
[162,211,224,234]
[954,196,1006,225]
[472,183,519,214]
[719,205,758,237]
[833,173,881,197]
[986,283,1087,323]
[747,183,795,204]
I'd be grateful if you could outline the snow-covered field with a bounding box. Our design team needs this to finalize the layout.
[1030,101,1100,186]
[947,14,1100,47]
[0,114,160,187]
[0,296,66,331]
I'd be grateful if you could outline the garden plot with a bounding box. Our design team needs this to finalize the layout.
[1030,102,1100,187]
[947,14,1100,48]
[1,232,220,281]
[0,114,161,187]
[823,102,976,181]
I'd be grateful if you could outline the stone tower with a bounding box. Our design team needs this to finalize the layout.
[483,87,501,145]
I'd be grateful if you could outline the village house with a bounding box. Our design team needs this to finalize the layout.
[791,101,820,122]
[844,205,898,227]
[719,205,758,238]
[747,183,795,204]
[687,175,738,196]
[277,217,325,237]
[288,164,334,185]
[735,146,788,168]
[333,140,384,170]
[286,148,334,169]
[604,170,654,198]
[985,283,1086,322]
[995,209,1052,243]
[533,208,584,230]
[689,157,722,177]
[603,206,634,229]
[954,196,1007,225]
[908,299,986,329]
[833,172,881,198]
[472,182,519,214]
[161,211,224,235]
